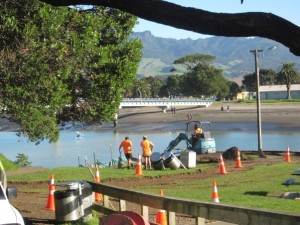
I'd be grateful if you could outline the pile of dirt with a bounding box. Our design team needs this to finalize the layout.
[222,146,241,160]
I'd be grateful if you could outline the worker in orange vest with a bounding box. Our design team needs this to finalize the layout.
[119,136,133,169]
[140,136,154,169]
[192,125,203,147]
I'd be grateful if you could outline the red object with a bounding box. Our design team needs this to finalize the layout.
[101,214,137,225]
[211,181,220,203]
[235,150,243,168]
[45,174,55,211]
[219,154,227,174]
[135,153,143,175]
[120,211,150,225]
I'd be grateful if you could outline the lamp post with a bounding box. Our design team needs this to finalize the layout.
[250,47,276,158]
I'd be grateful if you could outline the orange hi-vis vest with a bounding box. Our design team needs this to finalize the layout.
[141,140,152,157]
[120,140,132,154]
[194,127,202,135]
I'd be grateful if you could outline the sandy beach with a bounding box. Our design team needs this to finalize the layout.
[115,102,300,132]
[1,102,299,132]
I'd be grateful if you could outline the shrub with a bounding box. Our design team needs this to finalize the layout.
[14,153,31,167]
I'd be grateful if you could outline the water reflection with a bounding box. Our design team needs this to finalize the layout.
[0,128,299,168]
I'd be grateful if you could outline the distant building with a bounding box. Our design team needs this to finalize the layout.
[236,84,300,100]
[236,92,255,100]
[260,84,300,100]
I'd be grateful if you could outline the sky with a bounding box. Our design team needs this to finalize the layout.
[133,0,300,39]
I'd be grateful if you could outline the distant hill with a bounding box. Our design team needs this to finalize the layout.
[131,31,300,82]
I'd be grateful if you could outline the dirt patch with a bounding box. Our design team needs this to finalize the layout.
[8,152,298,225]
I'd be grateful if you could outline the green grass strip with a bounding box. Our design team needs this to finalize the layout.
[133,162,300,214]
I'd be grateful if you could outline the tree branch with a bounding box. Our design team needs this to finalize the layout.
[40,0,300,56]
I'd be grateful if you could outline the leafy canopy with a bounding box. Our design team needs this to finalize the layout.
[0,0,142,143]
[174,54,229,98]
[277,63,300,99]
[242,69,278,92]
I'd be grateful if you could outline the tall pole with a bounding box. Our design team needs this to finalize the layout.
[250,47,275,158]
[253,50,264,157]
[250,49,265,158]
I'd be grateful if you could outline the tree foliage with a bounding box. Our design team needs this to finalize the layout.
[242,69,278,92]
[227,81,241,99]
[277,63,300,99]
[174,54,229,98]
[40,0,300,56]
[0,0,142,143]
[161,75,182,97]
[174,54,215,72]
[123,53,234,100]
[143,76,163,98]
[14,153,31,167]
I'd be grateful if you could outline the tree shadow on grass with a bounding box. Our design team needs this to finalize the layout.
[24,218,56,224]
[244,191,268,196]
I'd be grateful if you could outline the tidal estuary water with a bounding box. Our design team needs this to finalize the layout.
[1,122,299,168]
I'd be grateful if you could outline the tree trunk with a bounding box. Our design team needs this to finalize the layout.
[41,0,300,56]
[287,85,292,99]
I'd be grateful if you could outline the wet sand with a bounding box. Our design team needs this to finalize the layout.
[1,102,299,132]
[115,102,300,132]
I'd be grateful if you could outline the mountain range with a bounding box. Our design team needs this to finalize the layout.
[132,31,300,83]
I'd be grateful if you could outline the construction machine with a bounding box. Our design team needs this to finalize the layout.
[165,121,216,154]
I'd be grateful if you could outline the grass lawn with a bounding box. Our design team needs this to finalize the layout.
[133,162,300,214]
[4,154,300,214]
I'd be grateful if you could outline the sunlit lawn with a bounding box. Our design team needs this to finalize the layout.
[7,159,300,214]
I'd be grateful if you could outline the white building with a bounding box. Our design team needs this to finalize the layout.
[260,84,300,100]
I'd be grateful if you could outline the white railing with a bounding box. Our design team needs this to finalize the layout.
[120,98,214,108]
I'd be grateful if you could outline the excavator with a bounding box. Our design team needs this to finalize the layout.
[165,121,216,154]
[150,121,216,170]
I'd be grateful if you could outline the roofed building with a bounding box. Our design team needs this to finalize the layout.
[260,84,300,100]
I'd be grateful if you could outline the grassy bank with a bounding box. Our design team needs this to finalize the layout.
[0,153,18,170]
[7,164,211,183]
[238,99,300,104]
[4,154,300,214]
[134,162,300,214]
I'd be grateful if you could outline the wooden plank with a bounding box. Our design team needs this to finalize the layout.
[196,217,205,225]
[103,195,110,208]
[92,203,116,215]
[119,199,126,211]
[88,181,300,225]
[141,205,149,221]
[167,211,176,225]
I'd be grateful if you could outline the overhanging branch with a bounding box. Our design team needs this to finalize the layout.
[40,0,300,56]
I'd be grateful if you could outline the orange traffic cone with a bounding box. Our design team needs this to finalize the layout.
[219,153,227,174]
[235,150,243,168]
[285,146,291,162]
[94,165,103,201]
[156,190,168,225]
[159,189,164,196]
[211,181,220,203]
[135,153,143,175]
[156,210,167,225]
[156,190,167,225]
[45,174,55,211]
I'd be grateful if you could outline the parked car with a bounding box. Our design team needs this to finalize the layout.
[0,161,25,225]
